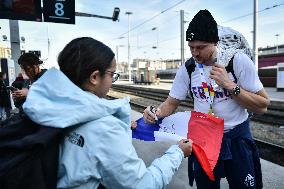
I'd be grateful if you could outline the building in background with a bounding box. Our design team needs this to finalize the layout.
[0,44,11,59]
[161,59,180,69]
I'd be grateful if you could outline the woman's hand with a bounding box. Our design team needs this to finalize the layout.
[178,139,193,158]
[131,121,137,130]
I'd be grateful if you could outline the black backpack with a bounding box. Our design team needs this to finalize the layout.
[185,57,237,99]
[0,114,63,189]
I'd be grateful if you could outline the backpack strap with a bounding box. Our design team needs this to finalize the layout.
[185,57,196,98]
[225,56,238,83]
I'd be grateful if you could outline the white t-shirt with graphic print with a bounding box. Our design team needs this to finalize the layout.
[169,52,263,131]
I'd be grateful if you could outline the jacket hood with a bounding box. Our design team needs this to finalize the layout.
[23,67,131,128]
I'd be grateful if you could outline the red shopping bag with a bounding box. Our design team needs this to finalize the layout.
[187,111,224,181]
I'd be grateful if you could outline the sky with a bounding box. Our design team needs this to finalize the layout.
[0,0,284,69]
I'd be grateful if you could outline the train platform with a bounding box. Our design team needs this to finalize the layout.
[115,80,284,103]
[130,110,284,189]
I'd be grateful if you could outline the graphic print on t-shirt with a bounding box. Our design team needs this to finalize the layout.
[190,68,236,103]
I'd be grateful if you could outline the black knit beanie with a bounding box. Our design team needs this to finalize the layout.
[186,9,219,43]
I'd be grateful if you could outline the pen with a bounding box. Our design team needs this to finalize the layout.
[150,105,159,125]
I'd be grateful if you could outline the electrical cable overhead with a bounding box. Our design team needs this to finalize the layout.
[115,0,186,39]
[222,3,284,24]
[136,35,180,49]
[135,13,179,39]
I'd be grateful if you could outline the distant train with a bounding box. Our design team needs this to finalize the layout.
[156,69,178,80]
[156,67,276,87]
[258,66,277,87]
[119,67,276,87]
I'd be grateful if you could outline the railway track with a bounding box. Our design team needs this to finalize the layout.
[108,84,284,166]
[111,84,284,125]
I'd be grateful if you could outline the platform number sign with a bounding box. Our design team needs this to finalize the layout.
[43,0,75,24]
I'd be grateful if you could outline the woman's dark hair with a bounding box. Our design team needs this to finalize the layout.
[58,37,115,86]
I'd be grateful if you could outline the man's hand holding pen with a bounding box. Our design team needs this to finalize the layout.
[143,105,161,124]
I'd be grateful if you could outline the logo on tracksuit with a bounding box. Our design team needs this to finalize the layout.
[67,132,85,147]
[244,174,255,187]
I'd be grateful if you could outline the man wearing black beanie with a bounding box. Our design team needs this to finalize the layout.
[186,9,219,44]
[143,9,270,189]
[186,9,219,65]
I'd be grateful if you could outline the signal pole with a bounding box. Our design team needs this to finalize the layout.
[9,20,21,76]
[253,0,258,70]
[275,34,280,53]
[126,11,133,82]
[180,10,185,66]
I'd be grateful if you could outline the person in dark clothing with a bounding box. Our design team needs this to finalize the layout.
[12,53,46,113]
[12,73,27,90]
[11,73,30,109]
[0,72,11,120]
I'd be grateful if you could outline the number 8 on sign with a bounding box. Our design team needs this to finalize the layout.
[55,0,65,17]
